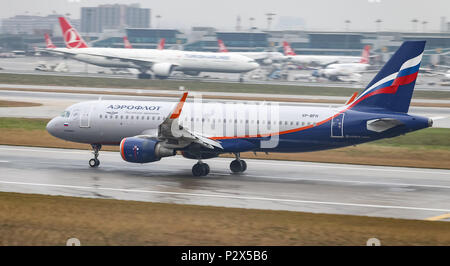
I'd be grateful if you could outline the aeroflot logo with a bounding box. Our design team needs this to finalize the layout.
[64,28,83,48]
[185,54,230,60]
[107,104,162,111]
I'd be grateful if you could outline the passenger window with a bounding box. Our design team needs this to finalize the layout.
[99,115,102,118]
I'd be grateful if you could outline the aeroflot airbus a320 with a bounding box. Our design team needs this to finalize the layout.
[47,41,432,176]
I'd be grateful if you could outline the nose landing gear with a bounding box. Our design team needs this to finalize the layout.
[230,153,247,173]
[89,144,102,168]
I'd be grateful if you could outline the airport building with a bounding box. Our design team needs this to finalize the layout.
[80,4,150,34]
[92,28,187,49]
[1,14,79,35]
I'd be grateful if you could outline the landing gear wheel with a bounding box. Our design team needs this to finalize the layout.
[89,144,102,168]
[138,73,151,79]
[89,158,100,168]
[192,162,210,176]
[230,159,246,173]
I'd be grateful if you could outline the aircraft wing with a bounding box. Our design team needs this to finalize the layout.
[138,92,223,150]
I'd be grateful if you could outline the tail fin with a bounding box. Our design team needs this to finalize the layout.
[360,45,370,64]
[58,17,88,49]
[283,41,296,56]
[44,33,56,48]
[123,36,132,48]
[351,41,425,113]
[218,39,228,52]
[157,38,165,50]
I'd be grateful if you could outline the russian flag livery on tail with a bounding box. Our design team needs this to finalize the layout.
[351,41,425,113]
[46,41,432,176]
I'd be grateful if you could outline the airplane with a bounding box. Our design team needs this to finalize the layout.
[123,36,133,49]
[312,47,371,82]
[218,39,284,65]
[48,17,259,79]
[283,41,370,66]
[44,33,57,49]
[157,38,165,50]
[46,41,432,176]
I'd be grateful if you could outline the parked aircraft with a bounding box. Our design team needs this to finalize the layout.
[283,41,370,66]
[44,33,57,49]
[218,39,284,65]
[312,45,371,81]
[46,41,431,176]
[48,17,259,79]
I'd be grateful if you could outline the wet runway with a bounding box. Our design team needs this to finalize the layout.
[0,145,449,221]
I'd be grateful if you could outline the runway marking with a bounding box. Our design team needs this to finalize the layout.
[213,173,450,189]
[425,213,450,221]
[0,180,449,214]
[1,146,449,176]
[0,160,9,163]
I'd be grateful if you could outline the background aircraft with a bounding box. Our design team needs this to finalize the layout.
[48,17,259,79]
[283,41,370,66]
[312,47,371,82]
[218,39,284,65]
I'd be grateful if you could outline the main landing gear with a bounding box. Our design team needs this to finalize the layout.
[137,72,152,79]
[89,144,102,168]
[192,161,210,177]
[230,153,247,173]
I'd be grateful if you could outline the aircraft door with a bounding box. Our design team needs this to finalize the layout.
[80,105,93,128]
[331,113,345,138]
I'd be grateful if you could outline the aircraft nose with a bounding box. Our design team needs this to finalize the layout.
[249,62,260,70]
[46,118,58,137]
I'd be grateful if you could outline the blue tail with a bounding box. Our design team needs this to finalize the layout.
[352,41,425,113]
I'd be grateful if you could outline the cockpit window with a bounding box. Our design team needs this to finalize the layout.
[60,111,70,118]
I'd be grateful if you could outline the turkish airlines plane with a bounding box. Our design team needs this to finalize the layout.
[123,36,132,49]
[47,41,432,176]
[44,33,57,49]
[218,39,284,65]
[313,46,371,81]
[283,41,370,66]
[48,17,259,79]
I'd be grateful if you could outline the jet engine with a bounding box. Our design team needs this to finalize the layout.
[262,58,273,65]
[151,62,175,79]
[120,137,175,163]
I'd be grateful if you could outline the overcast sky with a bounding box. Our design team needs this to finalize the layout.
[1,0,449,32]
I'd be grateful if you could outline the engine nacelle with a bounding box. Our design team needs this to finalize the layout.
[262,58,273,65]
[120,137,175,163]
[151,62,174,78]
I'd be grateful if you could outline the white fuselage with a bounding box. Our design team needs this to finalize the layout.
[50,47,260,74]
[287,55,362,66]
[321,63,369,77]
[47,100,337,145]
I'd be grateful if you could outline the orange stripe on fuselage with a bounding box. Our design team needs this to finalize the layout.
[211,71,419,141]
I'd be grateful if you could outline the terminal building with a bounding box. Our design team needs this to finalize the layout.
[80,4,150,33]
